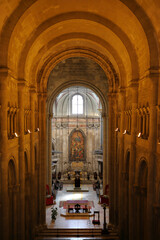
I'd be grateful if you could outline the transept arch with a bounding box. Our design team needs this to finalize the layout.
[19,28,134,83]
[47,80,108,117]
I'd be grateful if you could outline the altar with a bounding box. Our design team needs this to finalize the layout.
[59,200,94,218]
[66,184,89,192]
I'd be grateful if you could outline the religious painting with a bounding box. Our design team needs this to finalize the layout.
[70,130,85,161]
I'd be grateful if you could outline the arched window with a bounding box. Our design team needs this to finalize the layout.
[72,94,83,114]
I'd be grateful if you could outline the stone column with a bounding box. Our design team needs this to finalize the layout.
[48,113,53,191]
[114,94,119,226]
[18,80,26,240]
[107,93,116,224]
[129,81,138,240]
[147,73,158,240]
[118,88,125,237]
[30,87,36,236]
[0,68,9,240]
[153,205,160,240]
[102,112,108,193]
[39,93,47,227]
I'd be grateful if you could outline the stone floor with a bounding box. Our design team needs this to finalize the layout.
[46,184,109,229]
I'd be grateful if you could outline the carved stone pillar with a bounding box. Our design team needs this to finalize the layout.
[18,80,26,240]
[48,113,53,191]
[118,88,125,237]
[102,112,108,194]
[107,93,116,224]
[146,73,158,240]
[39,93,47,227]
[30,87,36,235]
[153,205,160,240]
[133,184,141,238]
[0,68,9,240]
[129,81,138,240]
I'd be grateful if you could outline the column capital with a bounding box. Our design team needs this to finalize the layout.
[140,67,160,80]
[29,85,36,93]
[0,67,9,77]
[17,79,26,88]
[108,91,117,97]
[118,87,126,94]
[38,91,47,100]
[0,67,18,81]
[128,79,139,88]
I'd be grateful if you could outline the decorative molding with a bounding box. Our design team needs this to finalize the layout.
[128,79,139,88]
[140,68,160,81]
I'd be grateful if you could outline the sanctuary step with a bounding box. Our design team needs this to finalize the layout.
[35,227,119,239]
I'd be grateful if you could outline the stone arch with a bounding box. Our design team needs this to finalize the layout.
[48,81,107,118]
[121,0,159,68]
[1,2,159,75]
[46,75,108,191]
[138,159,148,188]
[10,10,151,85]
[8,159,16,187]
[16,14,138,80]
[37,48,120,93]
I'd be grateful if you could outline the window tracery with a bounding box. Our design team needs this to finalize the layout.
[137,105,150,139]
[24,109,31,134]
[35,101,39,131]
[7,103,18,139]
[124,109,132,134]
